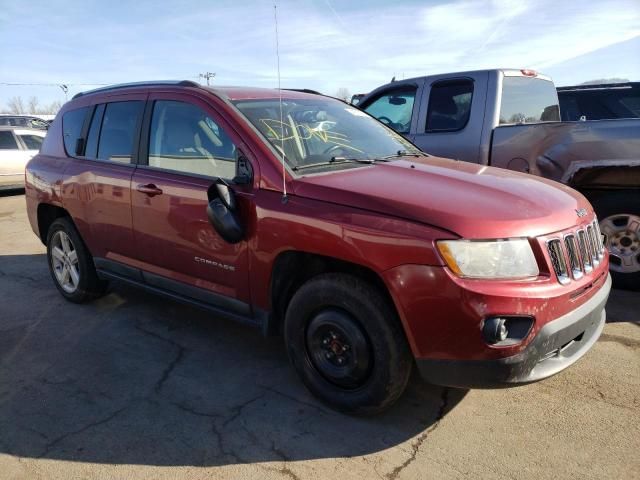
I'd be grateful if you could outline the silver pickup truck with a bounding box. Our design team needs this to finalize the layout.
[358,69,640,289]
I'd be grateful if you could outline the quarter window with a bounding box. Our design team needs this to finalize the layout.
[0,131,18,150]
[362,89,416,133]
[62,107,89,156]
[148,101,238,179]
[426,80,473,132]
[97,101,144,163]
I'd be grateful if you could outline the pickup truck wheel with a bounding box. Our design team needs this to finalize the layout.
[284,273,412,415]
[46,218,108,303]
[587,190,640,291]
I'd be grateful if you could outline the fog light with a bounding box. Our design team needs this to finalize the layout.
[482,316,534,346]
[483,317,508,344]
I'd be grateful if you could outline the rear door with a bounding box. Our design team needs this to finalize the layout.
[61,94,146,263]
[130,92,254,311]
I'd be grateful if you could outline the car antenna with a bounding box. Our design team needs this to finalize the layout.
[274,3,288,204]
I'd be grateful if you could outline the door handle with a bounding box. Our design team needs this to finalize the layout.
[136,183,163,197]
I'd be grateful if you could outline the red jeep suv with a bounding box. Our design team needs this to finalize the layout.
[25,81,611,414]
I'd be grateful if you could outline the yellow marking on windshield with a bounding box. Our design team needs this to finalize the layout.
[259,118,364,154]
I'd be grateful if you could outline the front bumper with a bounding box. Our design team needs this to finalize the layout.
[416,273,611,388]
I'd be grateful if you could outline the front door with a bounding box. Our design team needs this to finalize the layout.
[131,93,253,312]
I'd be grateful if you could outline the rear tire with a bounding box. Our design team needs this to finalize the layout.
[46,218,108,303]
[584,189,640,291]
[284,273,412,415]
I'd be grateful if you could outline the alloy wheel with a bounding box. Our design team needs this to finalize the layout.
[50,230,80,293]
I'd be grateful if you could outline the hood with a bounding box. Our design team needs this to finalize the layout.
[292,156,592,239]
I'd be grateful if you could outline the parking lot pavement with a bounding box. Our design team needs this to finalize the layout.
[0,192,638,480]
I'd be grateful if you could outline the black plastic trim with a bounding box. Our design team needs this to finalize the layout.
[72,81,199,100]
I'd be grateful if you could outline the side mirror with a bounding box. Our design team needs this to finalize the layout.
[206,179,244,244]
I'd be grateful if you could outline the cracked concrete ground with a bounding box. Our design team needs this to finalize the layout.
[0,191,638,480]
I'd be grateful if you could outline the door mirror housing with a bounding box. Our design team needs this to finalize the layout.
[206,179,244,244]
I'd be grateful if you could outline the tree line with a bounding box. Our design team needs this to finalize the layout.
[1,96,62,115]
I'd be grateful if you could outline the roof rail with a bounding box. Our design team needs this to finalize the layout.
[283,88,323,95]
[72,80,200,99]
[557,82,638,91]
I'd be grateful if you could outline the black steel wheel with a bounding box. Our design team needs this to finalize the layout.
[284,273,412,415]
[306,308,372,389]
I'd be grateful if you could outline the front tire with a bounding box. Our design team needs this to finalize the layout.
[284,273,412,415]
[46,217,108,303]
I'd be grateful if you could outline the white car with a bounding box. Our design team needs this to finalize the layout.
[0,127,46,189]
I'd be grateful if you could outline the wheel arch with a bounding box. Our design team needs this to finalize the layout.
[37,203,71,245]
[565,161,640,189]
[267,250,399,336]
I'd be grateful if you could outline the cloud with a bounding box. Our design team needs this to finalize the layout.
[0,0,638,105]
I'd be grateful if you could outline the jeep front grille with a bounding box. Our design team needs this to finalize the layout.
[546,217,603,284]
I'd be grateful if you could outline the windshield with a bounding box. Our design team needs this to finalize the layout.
[499,76,560,124]
[232,97,420,171]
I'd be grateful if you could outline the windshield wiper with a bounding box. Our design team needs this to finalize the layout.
[292,156,374,171]
[377,150,425,160]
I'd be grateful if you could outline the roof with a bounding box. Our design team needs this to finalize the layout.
[71,81,325,102]
[206,86,325,101]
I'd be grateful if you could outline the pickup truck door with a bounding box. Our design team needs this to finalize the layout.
[130,92,254,315]
[411,71,488,163]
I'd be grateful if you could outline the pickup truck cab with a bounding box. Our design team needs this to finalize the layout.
[25,81,611,414]
[359,69,640,289]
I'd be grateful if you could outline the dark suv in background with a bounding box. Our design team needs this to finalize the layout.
[25,81,610,414]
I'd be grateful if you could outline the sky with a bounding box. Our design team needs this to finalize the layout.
[0,0,638,109]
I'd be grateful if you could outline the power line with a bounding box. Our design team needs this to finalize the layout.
[0,83,109,87]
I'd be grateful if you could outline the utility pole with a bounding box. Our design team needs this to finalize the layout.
[199,72,216,86]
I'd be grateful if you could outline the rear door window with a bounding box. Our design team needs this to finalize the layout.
[362,88,416,133]
[426,80,473,132]
[62,107,89,156]
[0,131,18,150]
[97,101,144,163]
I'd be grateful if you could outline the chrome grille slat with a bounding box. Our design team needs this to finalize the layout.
[564,234,583,279]
[593,220,605,257]
[547,239,570,284]
[586,225,599,266]
[577,229,593,273]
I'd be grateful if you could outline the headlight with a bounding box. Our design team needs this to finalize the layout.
[437,239,539,279]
